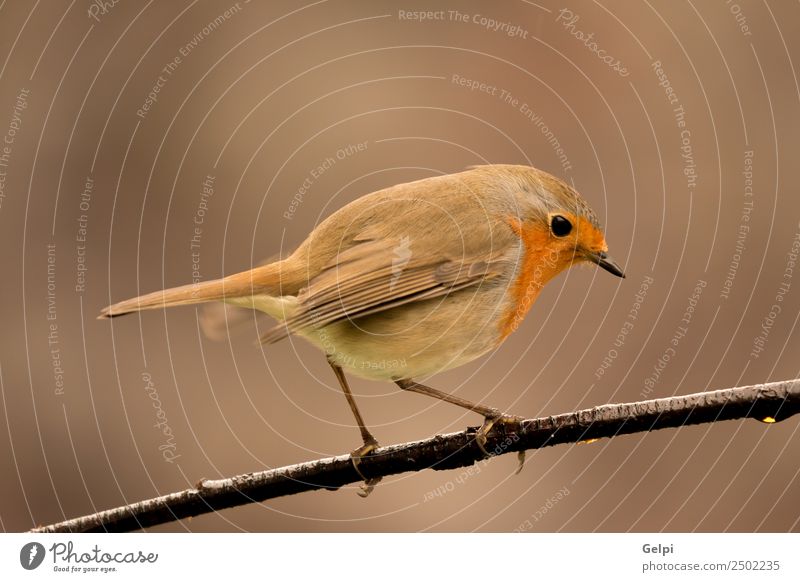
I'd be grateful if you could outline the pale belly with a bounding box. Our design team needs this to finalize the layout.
[296,285,512,381]
[229,282,515,381]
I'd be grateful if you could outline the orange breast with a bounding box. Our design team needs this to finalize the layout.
[499,218,566,339]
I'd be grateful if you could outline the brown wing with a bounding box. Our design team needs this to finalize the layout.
[259,238,512,344]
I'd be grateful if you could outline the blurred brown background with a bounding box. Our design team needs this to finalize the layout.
[1,0,798,532]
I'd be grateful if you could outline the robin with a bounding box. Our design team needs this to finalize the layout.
[100,164,625,495]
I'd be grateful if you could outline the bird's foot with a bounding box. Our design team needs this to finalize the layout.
[350,439,382,498]
[476,412,526,472]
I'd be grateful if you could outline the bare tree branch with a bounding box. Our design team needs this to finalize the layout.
[31,379,800,533]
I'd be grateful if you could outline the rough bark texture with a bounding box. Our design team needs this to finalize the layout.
[31,379,800,533]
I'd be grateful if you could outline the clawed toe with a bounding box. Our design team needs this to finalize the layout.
[515,451,526,474]
[357,477,381,498]
[475,413,525,457]
[350,440,382,497]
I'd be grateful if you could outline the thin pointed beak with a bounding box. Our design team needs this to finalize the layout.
[589,251,626,278]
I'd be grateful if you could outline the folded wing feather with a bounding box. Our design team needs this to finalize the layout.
[259,238,510,344]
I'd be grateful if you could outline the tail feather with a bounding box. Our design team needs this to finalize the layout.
[99,279,230,319]
[98,262,300,319]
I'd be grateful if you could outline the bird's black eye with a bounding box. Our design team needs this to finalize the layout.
[550,215,572,237]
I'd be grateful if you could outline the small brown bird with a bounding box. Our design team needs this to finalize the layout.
[100,164,624,495]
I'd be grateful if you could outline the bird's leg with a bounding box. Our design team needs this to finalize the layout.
[329,361,382,497]
[395,379,525,468]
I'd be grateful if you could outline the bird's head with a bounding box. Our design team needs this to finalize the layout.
[495,165,626,282]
